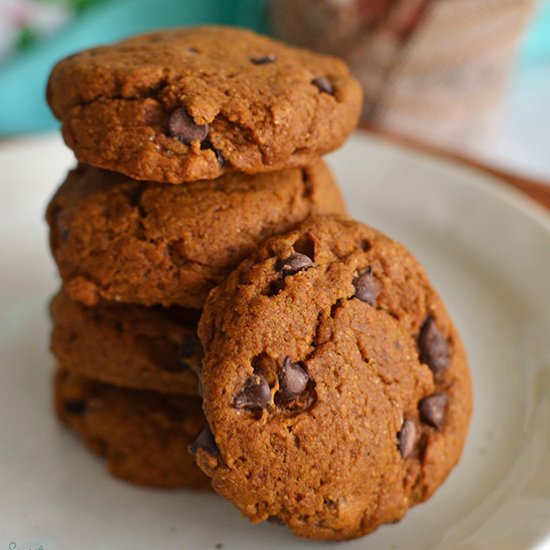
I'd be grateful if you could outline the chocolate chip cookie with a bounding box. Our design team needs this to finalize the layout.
[54,368,211,490]
[46,26,362,183]
[193,215,472,540]
[50,290,201,395]
[46,161,346,308]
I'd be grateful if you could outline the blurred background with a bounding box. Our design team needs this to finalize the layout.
[0,0,549,180]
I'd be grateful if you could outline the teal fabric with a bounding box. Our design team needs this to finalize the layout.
[0,0,268,135]
[0,0,548,135]
[519,0,550,65]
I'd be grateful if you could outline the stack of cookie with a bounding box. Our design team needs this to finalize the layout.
[45,27,357,490]
[45,26,472,541]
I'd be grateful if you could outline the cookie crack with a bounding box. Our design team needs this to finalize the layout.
[211,112,270,164]
[71,79,172,110]
[300,167,315,213]
[165,241,220,278]
[354,335,395,395]
[126,186,148,240]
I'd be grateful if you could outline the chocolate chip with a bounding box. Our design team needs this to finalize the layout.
[174,334,202,372]
[201,139,225,167]
[63,399,87,415]
[267,515,284,525]
[212,147,225,167]
[59,225,69,242]
[418,317,449,375]
[168,108,209,145]
[359,239,371,252]
[353,266,378,305]
[54,211,69,242]
[234,374,270,411]
[419,393,448,429]
[397,419,416,458]
[311,76,334,95]
[277,357,309,403]
[250,54,277,65]
[188,426,219,457]
[277,253,313,276]
[177,334,201,359]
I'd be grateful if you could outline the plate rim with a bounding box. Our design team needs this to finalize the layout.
[347,131,550,235]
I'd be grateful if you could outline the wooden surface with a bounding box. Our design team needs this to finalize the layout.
[364,129,550,211]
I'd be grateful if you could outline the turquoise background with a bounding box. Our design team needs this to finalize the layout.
[0,0,548,135]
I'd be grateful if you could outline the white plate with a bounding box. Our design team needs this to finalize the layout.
[1,133,549,550]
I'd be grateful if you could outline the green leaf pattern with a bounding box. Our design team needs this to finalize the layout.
[1,0,105,62]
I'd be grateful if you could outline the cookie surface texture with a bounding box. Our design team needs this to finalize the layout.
[195,215,472,540]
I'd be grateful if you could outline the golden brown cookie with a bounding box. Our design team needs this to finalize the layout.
[46,26,362,183]
[54,368,211,490]
[46,161,346,308]
[49,290,201,395]
[194,215,472,540]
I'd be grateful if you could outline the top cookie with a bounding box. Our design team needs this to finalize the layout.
[194,215,472,540]
[46,26,363,183]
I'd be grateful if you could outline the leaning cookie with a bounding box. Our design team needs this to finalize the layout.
[50,290,201,396]
[54,368,211,490]
[46,160,345,308]
[193,215,472,541]
[46,26,362,183]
